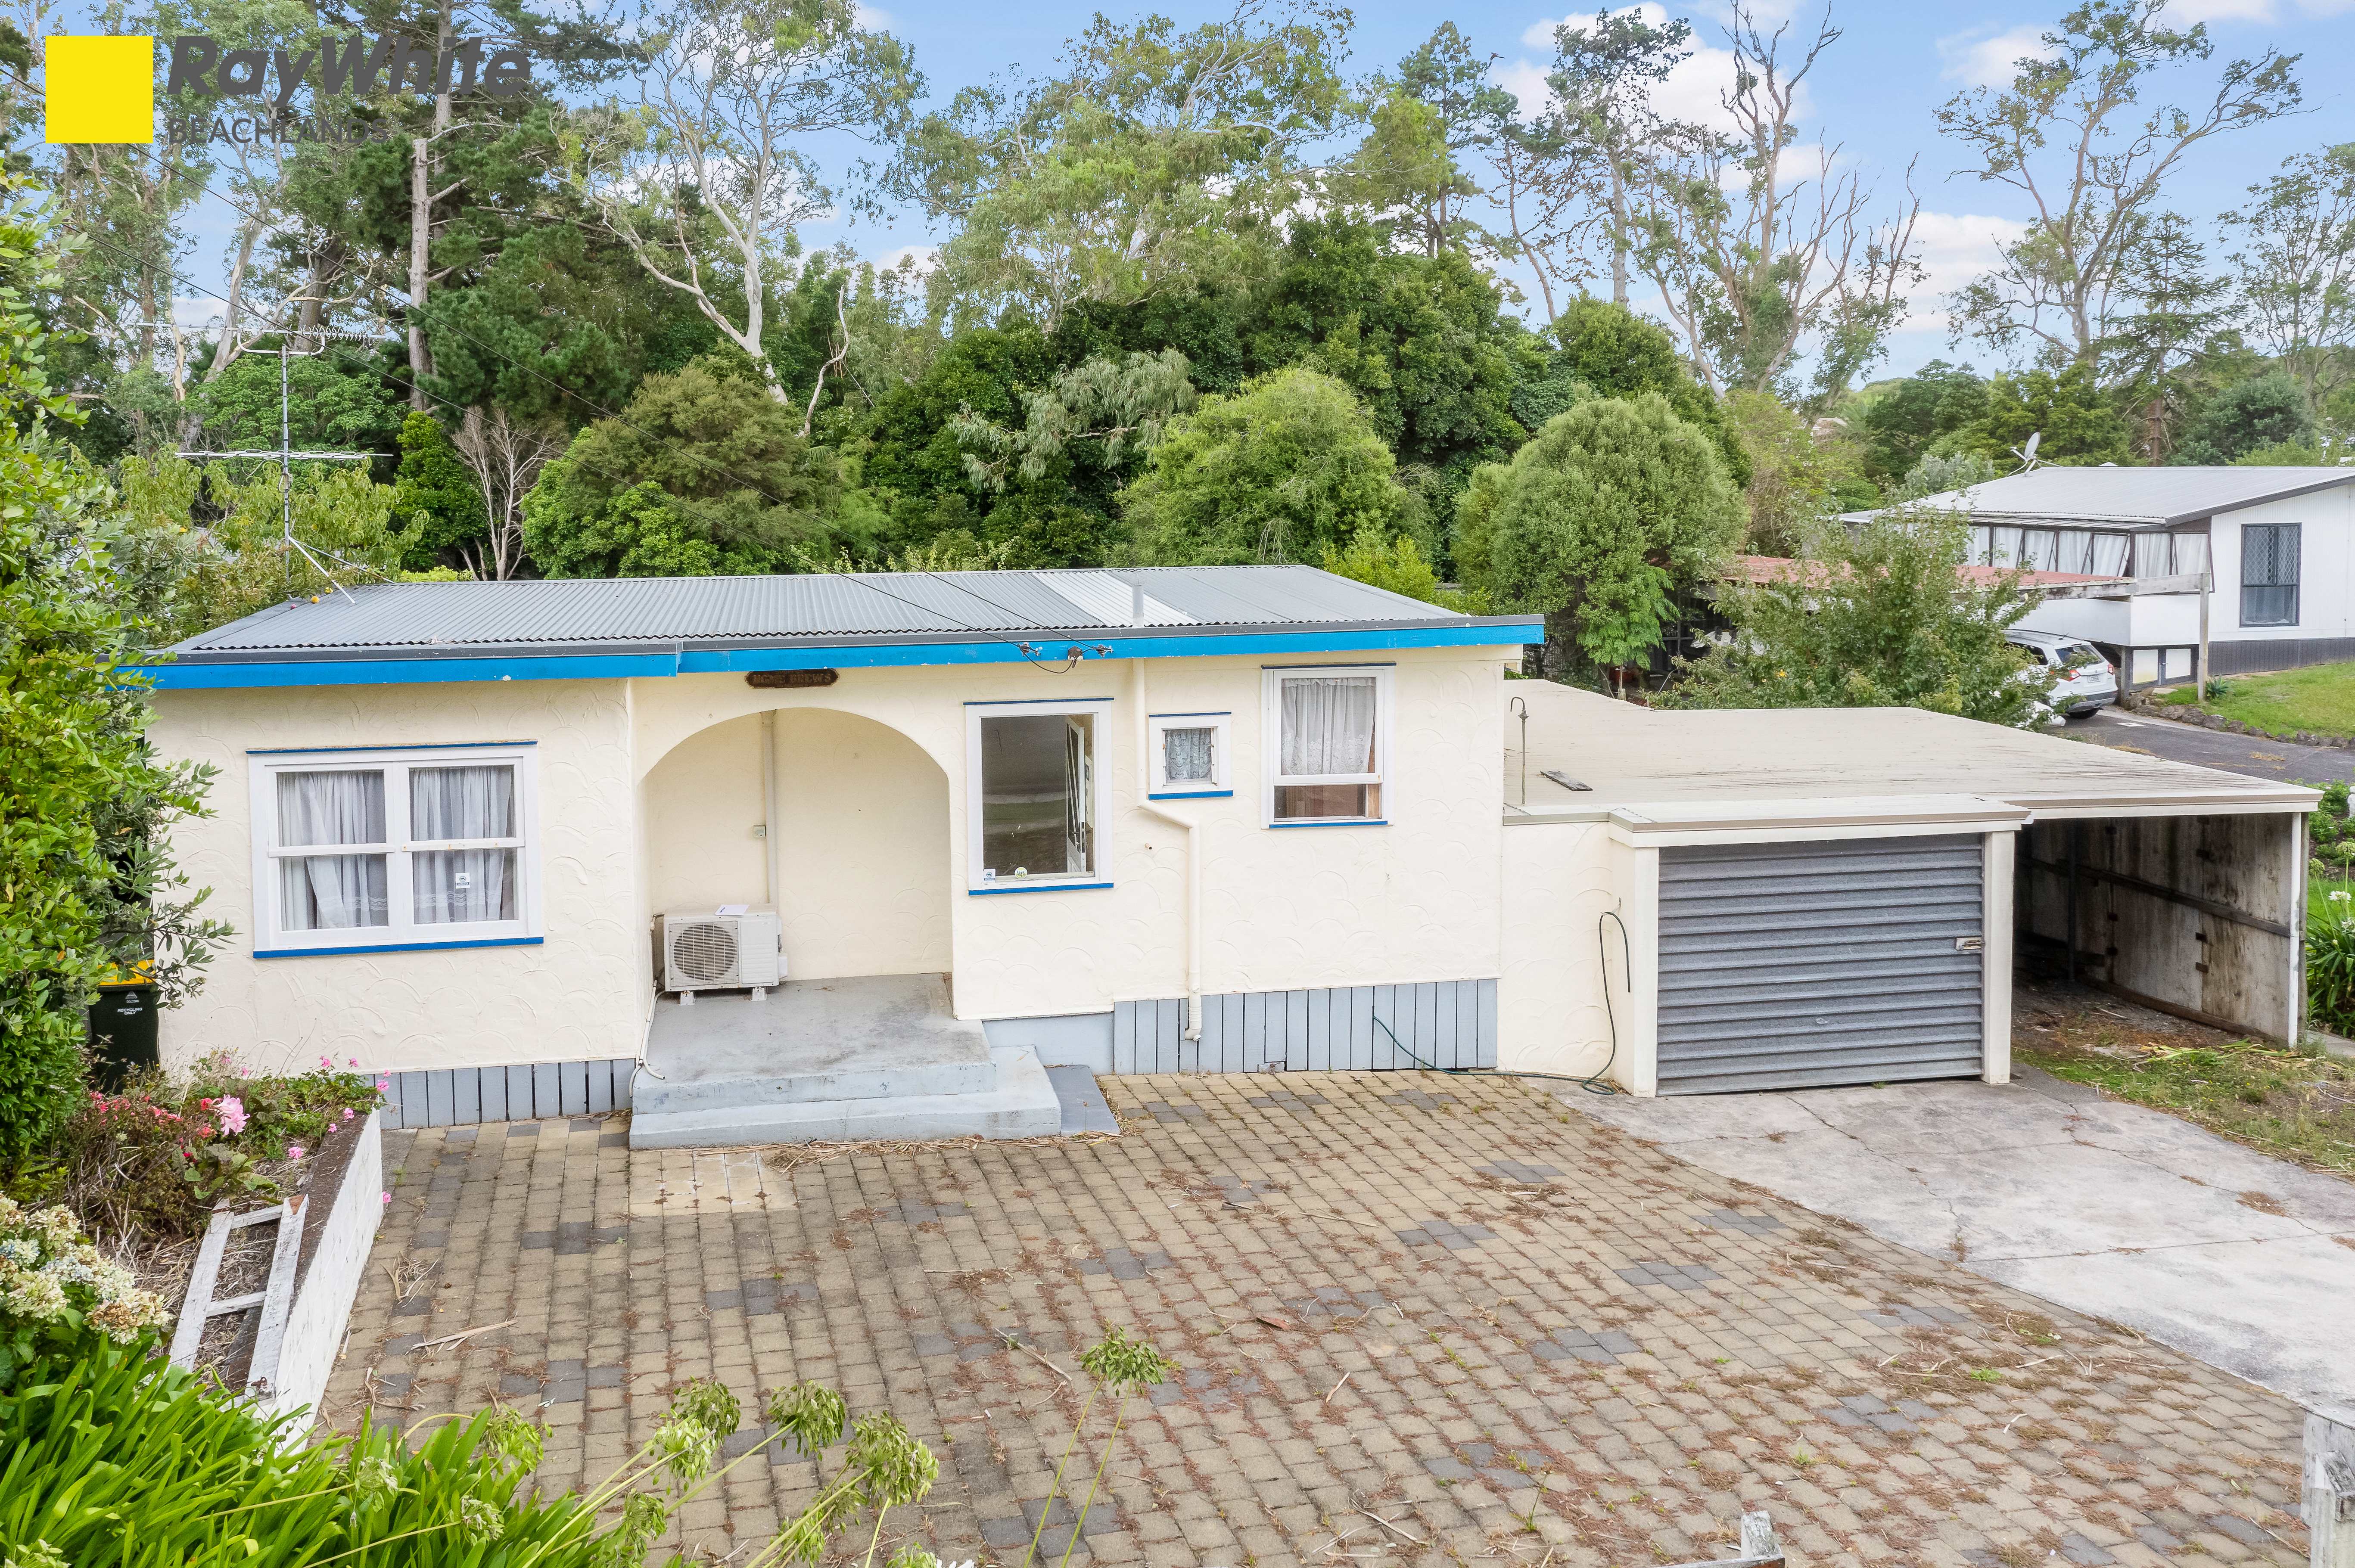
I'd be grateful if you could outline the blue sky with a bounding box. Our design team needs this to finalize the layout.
[167,0,2355,385]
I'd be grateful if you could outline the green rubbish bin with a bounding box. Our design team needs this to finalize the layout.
[87,981,160,1090]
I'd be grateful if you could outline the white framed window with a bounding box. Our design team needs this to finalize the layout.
[1148,712,1232,798]
[967,700,1112,893]
[249,744,541,956]
[1262,665,1391,826]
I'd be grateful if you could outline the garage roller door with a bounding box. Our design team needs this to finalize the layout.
[1657,835,1986,1094]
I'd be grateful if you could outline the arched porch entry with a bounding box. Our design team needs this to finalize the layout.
[642,708,951,981]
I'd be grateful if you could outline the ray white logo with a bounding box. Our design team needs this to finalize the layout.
[42,32,542,145]
[165,34,538,103]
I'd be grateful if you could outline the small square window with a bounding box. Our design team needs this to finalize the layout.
[1148,713,1232,797]
[1262,667,1391,825]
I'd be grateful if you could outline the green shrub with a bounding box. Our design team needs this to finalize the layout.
[51,1052,382,1242]
[2309,901,2355,1036]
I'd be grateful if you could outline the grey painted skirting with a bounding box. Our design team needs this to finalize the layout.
[1113,980,1499,1074]
[2208,637,2355,676]
[381,1058,635,1129]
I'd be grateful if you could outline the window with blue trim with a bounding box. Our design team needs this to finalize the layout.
[1262,666,1391,824]
[250,745,541,954]
[966,700,1110,890]
[1149,712,1231,796]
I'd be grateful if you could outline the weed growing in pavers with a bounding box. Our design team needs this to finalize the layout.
[1020,1328,1177,1568]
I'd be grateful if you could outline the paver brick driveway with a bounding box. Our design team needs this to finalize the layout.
[325,1073,2311,1567]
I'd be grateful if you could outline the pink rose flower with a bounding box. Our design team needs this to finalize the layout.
[217,1096,248,1135]
[288,1146,305,1161]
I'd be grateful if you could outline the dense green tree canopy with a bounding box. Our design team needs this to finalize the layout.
[1123,367,1402,566]
[2171,369,2322,465]
[522,363,843,578]
[1465,393,1745,670]
[1538,300,1749,487]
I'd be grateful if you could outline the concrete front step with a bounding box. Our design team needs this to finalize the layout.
[635,975,995,1114]
[627,1045,1064,1149]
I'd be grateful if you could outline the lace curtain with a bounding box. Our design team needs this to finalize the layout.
[278,770,388,930]
[1279,677,1377,776]
[411,765,517,924]
[1164,727,1214,782]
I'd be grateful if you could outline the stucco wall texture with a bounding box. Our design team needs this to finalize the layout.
[151,646,1526,1077]
[150,680,643,1076]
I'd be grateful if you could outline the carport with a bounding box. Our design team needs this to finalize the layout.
[1495,684,2315,1094]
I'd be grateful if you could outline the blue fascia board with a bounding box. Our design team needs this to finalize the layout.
[143,621,1543,691]
[151,654,678,690]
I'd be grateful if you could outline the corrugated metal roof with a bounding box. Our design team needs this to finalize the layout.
[176,565,1475,654]
[1870,466,2355,526]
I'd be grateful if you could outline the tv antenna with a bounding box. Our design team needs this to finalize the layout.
[177,325,386,598]
[2008,430,2044,474]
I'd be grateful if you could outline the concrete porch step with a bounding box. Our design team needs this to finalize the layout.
[635,975,995,1114]
[627,1045,1064,1149]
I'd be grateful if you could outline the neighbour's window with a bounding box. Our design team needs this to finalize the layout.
[1262,666,1391,825]
[2242,524,2300,626]
[251,746,538,955]
[967,701,1109,890]
[1148,713,1231,797]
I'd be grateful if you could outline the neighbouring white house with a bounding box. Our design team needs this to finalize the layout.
[143,565,2316,1144]
[1848,465,2355,687]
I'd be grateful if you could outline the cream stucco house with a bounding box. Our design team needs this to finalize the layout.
[146,564,2318,1145]
[147,566,1546,1143]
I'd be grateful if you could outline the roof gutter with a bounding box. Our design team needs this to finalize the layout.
[140,618,1546,690]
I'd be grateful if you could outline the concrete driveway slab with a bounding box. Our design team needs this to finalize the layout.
[1574,1067,2355,1425]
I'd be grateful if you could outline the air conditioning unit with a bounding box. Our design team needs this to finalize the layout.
[661,905,783,998]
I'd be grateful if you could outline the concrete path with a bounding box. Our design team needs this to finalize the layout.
[2071,705,2355,783]
[1574,1067,2355,1424]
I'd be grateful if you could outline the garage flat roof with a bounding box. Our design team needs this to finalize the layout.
[1503,684,2317,825]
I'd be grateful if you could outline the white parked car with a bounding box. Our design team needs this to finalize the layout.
[2007,628,2118,720]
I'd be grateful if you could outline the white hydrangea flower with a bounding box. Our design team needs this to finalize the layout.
[3,1271,69,1323]
[90,1292,169,1343]
[31,1207,78,1244]
[37,1257,97,1287]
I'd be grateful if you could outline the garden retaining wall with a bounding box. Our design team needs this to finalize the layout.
[252,1108,383,1430]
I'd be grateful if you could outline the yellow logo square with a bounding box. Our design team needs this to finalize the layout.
[46,36,153,144]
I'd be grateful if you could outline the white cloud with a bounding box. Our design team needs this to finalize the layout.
[1936,23,2054,89]
[1501,6,1808,130]
[853,3,897,30]
[2162,0,2355,19]
[870,242,935,276]
[1904,210,2029,330]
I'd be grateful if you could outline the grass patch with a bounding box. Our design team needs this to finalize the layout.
[2014,1034,2355,1177]
[2160,662,2355,736]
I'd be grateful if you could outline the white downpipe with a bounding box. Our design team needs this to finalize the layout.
[761,710,781,907]
[1131,658,1203,1040]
